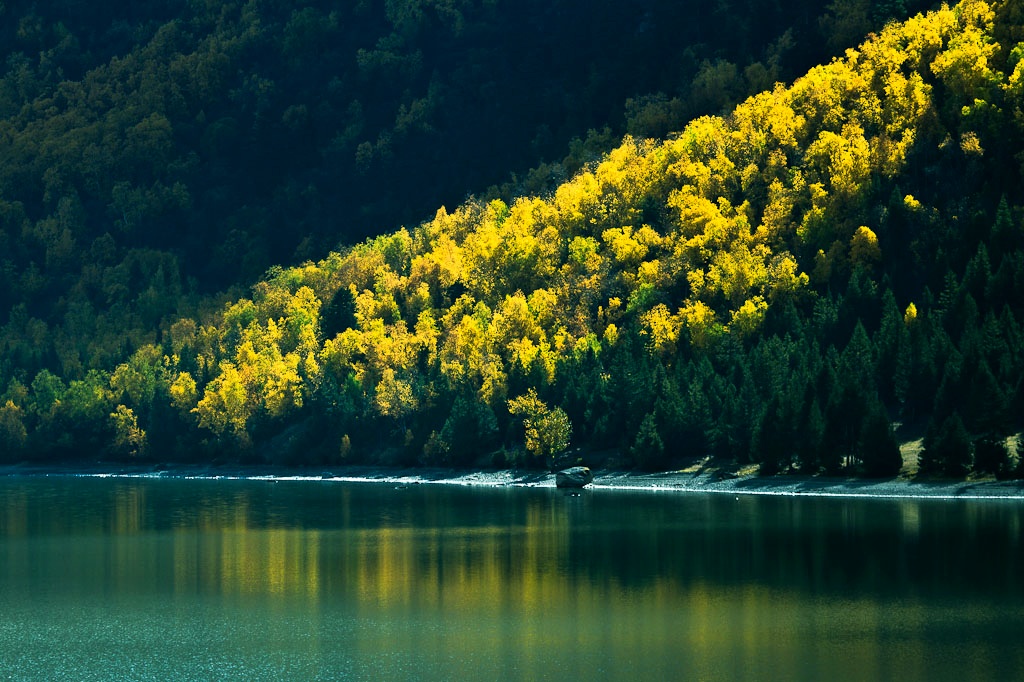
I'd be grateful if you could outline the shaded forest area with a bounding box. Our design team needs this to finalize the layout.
[0,0,923,298]
[7,0,1023,480]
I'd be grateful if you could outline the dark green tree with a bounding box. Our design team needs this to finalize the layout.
[798,398,826,473]
[859,402,903,477]
[920,412,973,478]
[753,396,793,475]
[434,394,499,466]
[631,412,665,471]
[874,288,909,404]
[973,435,1014,478]
[989,195,1018,265]
[962,357,1010,436]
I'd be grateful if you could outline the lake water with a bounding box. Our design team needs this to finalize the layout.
[0,476,1021,681]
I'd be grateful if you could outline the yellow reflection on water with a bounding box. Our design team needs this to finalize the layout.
[112,484,144,534]
[159,486,326,601]
[1,488,27,537]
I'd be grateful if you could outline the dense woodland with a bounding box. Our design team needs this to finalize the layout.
[2,0,1023,479]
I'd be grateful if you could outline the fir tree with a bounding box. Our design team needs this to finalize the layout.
[920,412,973,478]
[973,435,1013,478]
[990,195,1016,265]
[753,396,793,475]
[798,398,826,473]
[875,288,908,404]
[859,402,903,477]
[963,358,1009,436]
[632,412,665,471]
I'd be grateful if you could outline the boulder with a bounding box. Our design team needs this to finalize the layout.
[555,466,593,488]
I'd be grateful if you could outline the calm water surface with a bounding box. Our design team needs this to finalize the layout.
[0,476,1021,681]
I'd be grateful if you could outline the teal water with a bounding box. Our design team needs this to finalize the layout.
[0,476,1021,681]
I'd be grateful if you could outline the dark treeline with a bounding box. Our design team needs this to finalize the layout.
[5,0,1023,479]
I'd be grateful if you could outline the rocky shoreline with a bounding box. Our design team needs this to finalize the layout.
[2,462,1023,499]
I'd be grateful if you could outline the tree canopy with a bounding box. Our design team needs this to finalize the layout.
[2,0,1022,479]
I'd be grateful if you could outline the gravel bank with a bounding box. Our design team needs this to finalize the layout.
[2,463,1023,499]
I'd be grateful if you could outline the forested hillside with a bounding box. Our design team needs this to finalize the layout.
[0,0,908,297]
[3,0,1022,479]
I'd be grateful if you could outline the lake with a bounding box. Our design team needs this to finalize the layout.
[0,475,1021,681]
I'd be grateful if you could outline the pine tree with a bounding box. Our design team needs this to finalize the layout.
[839,267,881,338]
[632,412,665,471]
[840,320,877,394]
[920,412,973,478]
[723,363,762,464]
[436,394,499,466]
[930,347,964,424]
[859,402,903,477]
[963,357,1009,436]
[987,251,1024,316]
[973,435,1013,478]
[798,398,826,473]
[961,244,992,310]
[753,396,793,475]
[818,358,846,474]
[875,288,908,404]
[990,195,1016,266]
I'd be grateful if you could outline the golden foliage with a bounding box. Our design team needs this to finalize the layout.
[162,1,998,445]
[110,404,146,456]
[507,388,572,461]
[850,226,882,265]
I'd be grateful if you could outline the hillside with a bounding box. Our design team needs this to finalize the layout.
[0,0,895,301]
[3,0,1023,478]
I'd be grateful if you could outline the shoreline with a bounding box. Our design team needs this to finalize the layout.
[2,462,1024,500]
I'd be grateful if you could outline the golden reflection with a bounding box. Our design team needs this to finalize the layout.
[148,487,326,600]
[112,484,145,534]
[267,527,286,594]
[211,528,322,598]
[1,488,27,536]
[901,500,921,537]
[168,525,327,599]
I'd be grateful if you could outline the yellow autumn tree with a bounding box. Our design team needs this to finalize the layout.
[850,226,881,266]
[507,389,572,466]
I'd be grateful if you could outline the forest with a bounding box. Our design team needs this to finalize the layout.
[1,0,1022,479]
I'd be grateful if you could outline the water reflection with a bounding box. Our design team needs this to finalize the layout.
[3,479,1023,602]
[0,478,1022,681]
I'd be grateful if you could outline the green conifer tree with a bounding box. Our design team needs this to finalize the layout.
[753,396,792,475]
[859,402,903,477]
[973,435,1013,477]
[632,412,665,471]
[989,195,1016,265]
[798,398,826,473]
[920,412,973,478]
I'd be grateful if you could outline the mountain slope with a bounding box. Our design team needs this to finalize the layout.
[4,0,1024,478]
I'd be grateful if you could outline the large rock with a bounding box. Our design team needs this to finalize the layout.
[555,466,593,488]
